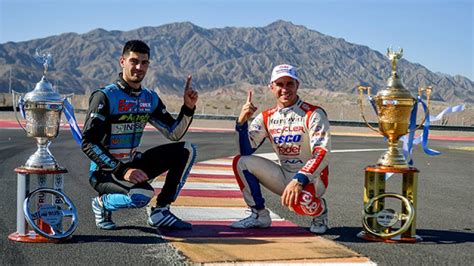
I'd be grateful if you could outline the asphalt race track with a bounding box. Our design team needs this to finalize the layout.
[0,128,473,265]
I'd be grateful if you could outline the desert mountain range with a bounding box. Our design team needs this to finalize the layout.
[0,20,472,103]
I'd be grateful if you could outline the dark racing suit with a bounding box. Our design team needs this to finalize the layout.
[82,74,196,211]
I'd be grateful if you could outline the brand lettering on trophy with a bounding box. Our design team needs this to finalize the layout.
[39,205,62,225]
[278,145,301,155]
[382,99,398,106]
[376,209,398,227]
[38,192,46,205]
[46,104,62,111]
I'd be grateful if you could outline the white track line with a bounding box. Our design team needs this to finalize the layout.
[154,181,239,191]
[170,206,284,221]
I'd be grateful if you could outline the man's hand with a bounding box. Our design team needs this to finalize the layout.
[183,75,198,109]
[237,90,258,124]
[281,179,303,208]
[123,168,148,184]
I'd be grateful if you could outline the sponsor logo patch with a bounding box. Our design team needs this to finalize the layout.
[118,113,150,122]
[277,145,301,155]
[111,122,146,134]
[282,159,304,164]
[118,99,135,112]
[269,126,304,134]
[273,134,302,144]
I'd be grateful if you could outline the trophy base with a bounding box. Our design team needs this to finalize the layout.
[357,231,422,243]
[8,231,61,243]
[24,141,60,170]
[377,149,409,169]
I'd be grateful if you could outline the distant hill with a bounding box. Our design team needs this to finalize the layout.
[0,20,472,103]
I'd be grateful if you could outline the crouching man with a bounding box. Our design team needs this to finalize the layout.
[232,64,330,234]
[82,40,198,231]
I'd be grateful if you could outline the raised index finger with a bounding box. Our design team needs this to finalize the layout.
[247,90,253,103]
[184,75,192,91]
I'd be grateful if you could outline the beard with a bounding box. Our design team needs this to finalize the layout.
[126,72,145,83]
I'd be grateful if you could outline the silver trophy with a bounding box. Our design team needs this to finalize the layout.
[13,49,63,169]
[9,49,78,242]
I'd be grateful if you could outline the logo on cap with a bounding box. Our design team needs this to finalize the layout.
[271,64,299,83]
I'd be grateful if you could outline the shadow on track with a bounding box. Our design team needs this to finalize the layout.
[57,226,165,244]
[326,227,474,244]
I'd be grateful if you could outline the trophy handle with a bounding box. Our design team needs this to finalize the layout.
[357,86,381,134]
[11,90,27,133]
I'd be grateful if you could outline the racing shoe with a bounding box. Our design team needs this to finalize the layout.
[231,208,271,229]
[91,196,116,230]
[148,206,192,230]
[310,200,328,234]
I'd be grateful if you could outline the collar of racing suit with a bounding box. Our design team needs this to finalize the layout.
[277,97,302,114]
[116,73,142,97]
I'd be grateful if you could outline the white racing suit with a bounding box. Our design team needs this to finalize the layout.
[233,98,330,216]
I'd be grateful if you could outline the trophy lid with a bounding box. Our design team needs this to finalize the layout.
[24,76,62,103]
[377,48,414,100]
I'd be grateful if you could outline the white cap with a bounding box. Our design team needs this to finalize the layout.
[270,64,299,83]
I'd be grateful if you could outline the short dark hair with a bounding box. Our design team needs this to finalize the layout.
[122,40,150,58]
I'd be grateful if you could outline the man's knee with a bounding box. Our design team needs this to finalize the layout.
[233,155,252,168]
[129,188,154,208]
[182,142,197,162]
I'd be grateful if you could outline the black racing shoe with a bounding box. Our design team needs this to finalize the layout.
[147,206,192,230]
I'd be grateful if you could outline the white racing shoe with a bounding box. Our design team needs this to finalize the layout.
[310,200,328,234]
[231,208,271,229]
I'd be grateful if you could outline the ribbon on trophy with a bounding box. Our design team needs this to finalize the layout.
[368,95,378,116]
[18,97,26,119]
[63,99,83,146]
[402,102,466,166]
[429,104,465,122]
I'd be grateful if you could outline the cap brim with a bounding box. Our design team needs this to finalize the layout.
[270,73,299,83]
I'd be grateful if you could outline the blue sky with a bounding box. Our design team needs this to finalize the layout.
[0,0,472,80]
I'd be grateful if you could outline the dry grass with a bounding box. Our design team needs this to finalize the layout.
[1,89,472,126]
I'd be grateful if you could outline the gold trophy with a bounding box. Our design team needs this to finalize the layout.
[357,48,432,242]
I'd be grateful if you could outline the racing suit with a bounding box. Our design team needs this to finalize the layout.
[82,74,196,211]
[233,98,330,215]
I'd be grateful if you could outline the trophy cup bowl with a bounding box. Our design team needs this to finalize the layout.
[20,76,64,170]
[372,75,416,168]
[358,48,431,169]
